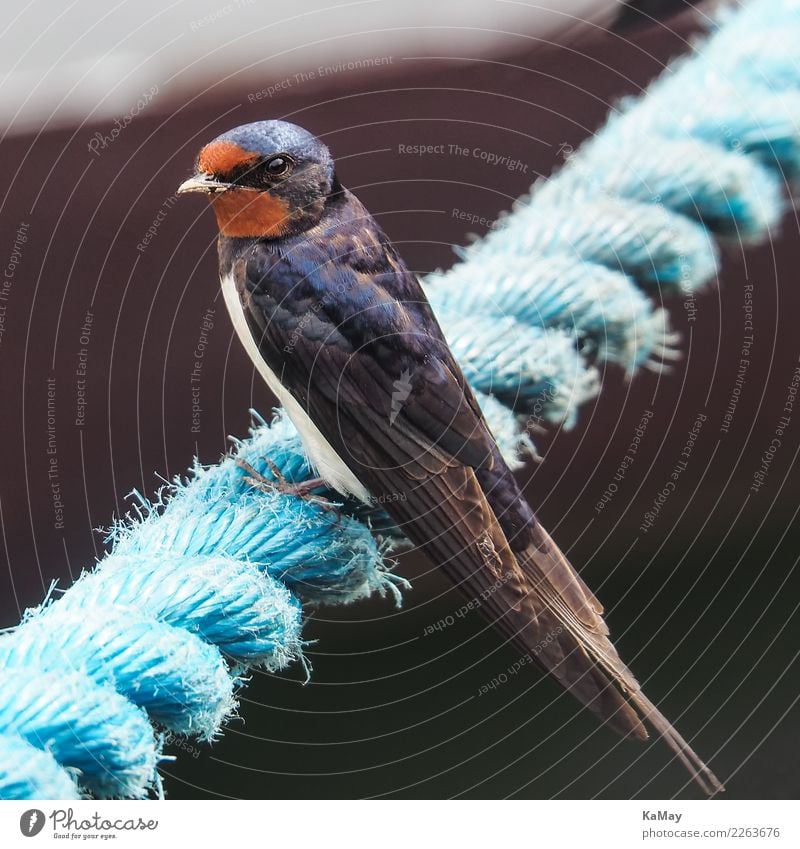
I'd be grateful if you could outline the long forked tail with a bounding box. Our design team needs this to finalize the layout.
[489,523,725,796]
[628,687,724,796]
[489,586,725,795]
[412,461,724,793]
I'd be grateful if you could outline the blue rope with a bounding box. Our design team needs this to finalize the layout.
[2,0,798,799]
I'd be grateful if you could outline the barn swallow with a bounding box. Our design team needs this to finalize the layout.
[178,120,723,795]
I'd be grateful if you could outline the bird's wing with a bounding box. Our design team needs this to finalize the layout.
[236,233,637,683]
[235,230,607,623]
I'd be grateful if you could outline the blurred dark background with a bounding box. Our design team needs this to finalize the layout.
[1,2,798,799]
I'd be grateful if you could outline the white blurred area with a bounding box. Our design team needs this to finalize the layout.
[0,0,623,134]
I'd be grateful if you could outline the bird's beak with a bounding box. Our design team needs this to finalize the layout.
[177,173,232,195]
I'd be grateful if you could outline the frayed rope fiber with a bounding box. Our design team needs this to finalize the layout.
[2,0,798,799]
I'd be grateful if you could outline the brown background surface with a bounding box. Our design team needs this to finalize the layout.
[1,12,798,799]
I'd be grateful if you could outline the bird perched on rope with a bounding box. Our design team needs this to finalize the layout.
[178,119,723,795]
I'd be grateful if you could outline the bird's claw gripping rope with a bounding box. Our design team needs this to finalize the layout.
[236,457,342,516]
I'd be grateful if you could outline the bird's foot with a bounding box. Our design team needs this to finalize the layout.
[236,458,341,516]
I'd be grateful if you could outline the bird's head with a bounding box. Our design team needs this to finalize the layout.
[178,120,336,239]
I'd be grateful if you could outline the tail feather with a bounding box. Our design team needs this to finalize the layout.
[504,531,725,795]
[473,576,643,734]
[391,460,724,794]
[629,689,725,796]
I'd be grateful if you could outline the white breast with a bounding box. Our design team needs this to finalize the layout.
[220,271,371,503]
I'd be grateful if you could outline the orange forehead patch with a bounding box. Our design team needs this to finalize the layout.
[198,140,259,175]
[210,189,294,238]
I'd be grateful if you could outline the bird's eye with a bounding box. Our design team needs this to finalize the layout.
[265,155,290,176]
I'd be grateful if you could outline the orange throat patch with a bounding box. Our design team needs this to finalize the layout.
[210,190,294,238]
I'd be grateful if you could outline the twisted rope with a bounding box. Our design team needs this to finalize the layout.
[2,0,798,799]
